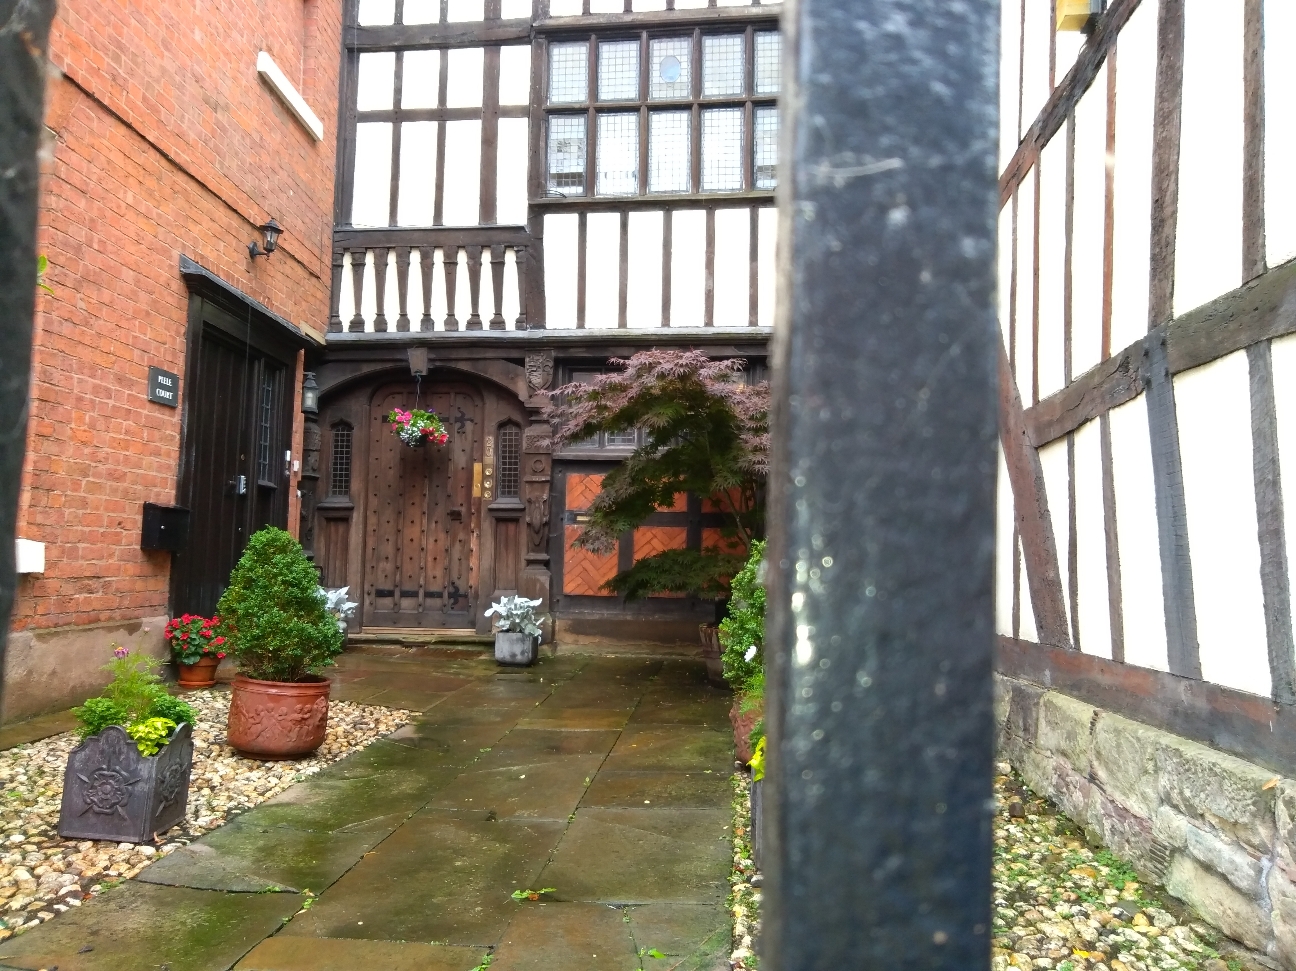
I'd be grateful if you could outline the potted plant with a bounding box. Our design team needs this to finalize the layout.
[485,595,543,666]
[217,527,346,759]
[719,540,766,763]
[164,613,227,689]
[388,407,449,447]
[59,647,198,843]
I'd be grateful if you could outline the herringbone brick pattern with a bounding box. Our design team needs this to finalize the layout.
[562,526,618,596]
[633,527,688,562]
[702,488,751,514]
[566,474,605,511]
[702,528,748,556]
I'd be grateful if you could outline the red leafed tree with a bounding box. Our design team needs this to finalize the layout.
[543,350,768,600]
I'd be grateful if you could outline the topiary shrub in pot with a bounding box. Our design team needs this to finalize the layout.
[217,527,346,759]
[59,647,198,843]
[719,539,766,764]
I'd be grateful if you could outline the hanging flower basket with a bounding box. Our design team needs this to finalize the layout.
[388,408,449,448]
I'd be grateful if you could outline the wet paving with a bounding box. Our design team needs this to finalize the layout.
[0,651,734,971]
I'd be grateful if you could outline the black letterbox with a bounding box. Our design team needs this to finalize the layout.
[141,503,190,552]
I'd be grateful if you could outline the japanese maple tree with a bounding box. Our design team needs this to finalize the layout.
[544,350,768,600]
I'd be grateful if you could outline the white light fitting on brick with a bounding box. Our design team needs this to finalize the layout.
[15,539,45,575]
[256,51,324,141]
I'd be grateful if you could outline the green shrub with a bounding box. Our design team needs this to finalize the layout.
[148,693,198,728]
[718,540,766,693]
[217,527,345,683]
[74,697,130,739]
[126,718,178,757]
[73,650,196,754]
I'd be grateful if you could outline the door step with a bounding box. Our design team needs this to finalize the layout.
[348,629,493,652]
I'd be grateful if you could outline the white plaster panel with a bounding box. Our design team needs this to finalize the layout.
[998,202,1013,345]
[1014,174,1036,403]
[1040,438,1073,639]
[1266,0,1296,268]
[356,52,395,111]
[499,46,532,107]
[357,0,394,26]
[1174,0,1244,317]
[1109,394,1170,672]
[402,0,439,24]
[585,212,621,328]
[1072,61,1108,377]
[453,247,472,326]
[1019,537,1039,643]
[758,207,776,328]
[627,211,664,329]
[543,214,580,328]
[548,0,582,13]
[1074,418,1113,657]
[1111,0,1157,352]
[1038,135,1068,399]
[997,445,1017,638]
[1270,335,1296,654]
[441,121,481,225]
[1000,0,1023,173]
[670,210,707,327]
[1175,352,1270,697]
[406,249,426,327]
[1020,0,1051,141]
[401,50,440,109]
[1055,30,1085,85]
[351,122,393,227]
[396,121,437,227]
[429,247,448,326]
[447,0,485,22]
[496,118,529,225]
[446,48,485,109]
[713,208,750,327]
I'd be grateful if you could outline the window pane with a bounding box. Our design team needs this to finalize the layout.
[446,47,484,108]
[498,425,521,497]
[702,35,744,98]
[754,106,778,189]
[755,31,781,95]
[596,112,640,196]
[401,50,440,109]
[548,115,587,196]
[356,52,395,111]
[330,426,353,498]
[605,430,637,447]
[701,108,743,192]
[598,40,640,102]
[550,42,589,103]
[649,37,692,100]
[649,111,691,193]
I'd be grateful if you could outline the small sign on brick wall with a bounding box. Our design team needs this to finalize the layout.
[147,367,179,407]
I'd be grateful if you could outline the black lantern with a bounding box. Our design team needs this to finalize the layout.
[301,371,319,415]
[248,218,283,259]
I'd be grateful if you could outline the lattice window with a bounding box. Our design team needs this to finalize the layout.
[497,423,521,497]
[649,37,692,101]
[754,106,779,190]
[702,35,745,98]
[257,371,276,483]
[330,423,354,498]
[596,112,640,196]
[649,111,691,193]
[702,108,744,192]
[598,40,640,102]
[550,42,589,104]
[548,114,587,195]
[754,31,782,95]
[604,429,638,447]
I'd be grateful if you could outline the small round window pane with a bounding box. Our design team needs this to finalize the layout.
[659,55,682,84]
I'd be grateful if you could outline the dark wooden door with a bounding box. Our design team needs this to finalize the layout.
[363,382,481,629]
[171,322,292,616]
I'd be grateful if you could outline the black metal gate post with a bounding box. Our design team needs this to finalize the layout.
[763,0,1000,967]
[0,0,58,696]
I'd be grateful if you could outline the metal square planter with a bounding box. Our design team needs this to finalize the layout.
[495,631,537,666]
[58,723,194,844]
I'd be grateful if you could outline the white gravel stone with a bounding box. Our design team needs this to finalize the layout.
[0,688,411,935]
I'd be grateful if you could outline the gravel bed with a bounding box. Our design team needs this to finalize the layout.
[729,770,760,970]
[992,761,1235,971]
[0,688,412,940]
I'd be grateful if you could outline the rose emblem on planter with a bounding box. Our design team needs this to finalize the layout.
[78,767,138,817]
[155,759,187,819]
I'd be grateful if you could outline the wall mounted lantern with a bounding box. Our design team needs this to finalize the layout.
[248,218,283,259]
[1057,0,1104,31]
[301,371,320,415]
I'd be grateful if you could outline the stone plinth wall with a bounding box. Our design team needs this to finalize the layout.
[997,674,1296,968]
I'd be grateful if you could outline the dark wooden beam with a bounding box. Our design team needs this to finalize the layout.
[999,339,1072,650]
[1248,341,1296,705]
[1243,0,1266,282]
[1000,0,1145,205]
[532,190,775,212]
[334,226,530,248]
[998,636,1296,780]
[348,19,532,51]
[1099,413,1125,663]
[1147,0,1185,328]
[535,4,779,35]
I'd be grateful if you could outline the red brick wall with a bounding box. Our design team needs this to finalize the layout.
[15,0,342,632]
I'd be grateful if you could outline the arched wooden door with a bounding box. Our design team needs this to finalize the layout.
[363,381,482,629]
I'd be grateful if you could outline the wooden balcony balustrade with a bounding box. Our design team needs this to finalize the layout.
[329,228,537,333]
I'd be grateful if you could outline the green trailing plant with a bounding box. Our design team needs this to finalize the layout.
[72,648,196,755]
[718,540,766,694]
[544,350,768,600]
[216,527,346,683]
[511,888,556,901]
[36,255,52,295]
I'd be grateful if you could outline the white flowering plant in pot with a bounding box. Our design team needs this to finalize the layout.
[319,586,358,632]
[485,596,543,666]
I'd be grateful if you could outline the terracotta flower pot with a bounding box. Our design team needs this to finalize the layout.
[176,656,220,689]
[730,699,764,764]
[226,675,331,760]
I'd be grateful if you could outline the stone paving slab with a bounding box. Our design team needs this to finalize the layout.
[426,755,604,820]
[602,727,734,773]
[484,728,621,762]
[387,719,519,759]
[537,808,731,905]
[516,708,634,731]
[235,935,487,971]
[278,811,566,946]
[580,770,731,810]
[626,904,731,971]
[490,902,639,971]
[0,882,303,971]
